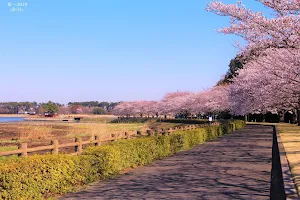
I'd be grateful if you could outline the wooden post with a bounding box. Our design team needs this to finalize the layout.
[95,136,101,146]
[111,134,117,141]
[18,143,28,157]
[126,132,130,139]
[75,137,83,154]
[51,140,59,154]
[90,135,94,142]
[146,130,151,136]
[161,128,166,135]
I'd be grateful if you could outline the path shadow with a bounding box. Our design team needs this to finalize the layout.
[61,125,273,200]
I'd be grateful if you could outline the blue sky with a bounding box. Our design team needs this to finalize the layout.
[0,0,268,104]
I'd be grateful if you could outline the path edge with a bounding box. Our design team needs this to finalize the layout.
[275,126,299,200]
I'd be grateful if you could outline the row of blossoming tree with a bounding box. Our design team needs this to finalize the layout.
[112,85,230,119]
[113,0,300,125]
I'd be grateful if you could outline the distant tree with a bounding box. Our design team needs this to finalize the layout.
[0,102,39,114]
[70,105,83,114]
[0,107,10,114]
[81,107,93,114]
[93,107,107,115]
[157,92,194,116]
[37,106,45,115]
[217,55,245,85]
[68,101,99,107]
[58,106,71,115]
[98,102,109,109]
[67,101,120,113]
[107,102,120,112]
[42,101,58,115]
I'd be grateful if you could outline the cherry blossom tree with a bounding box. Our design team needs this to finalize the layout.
[157,91,195,117]
[207,0,300,124]
[206,0,300,56]
[112,102,135,117]
[112,87,232,119]
[205,85,231,113]
[112,101,158,117]
[229,48,300,123]
[189,85,230,115]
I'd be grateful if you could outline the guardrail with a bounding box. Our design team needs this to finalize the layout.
[0,123,220,158]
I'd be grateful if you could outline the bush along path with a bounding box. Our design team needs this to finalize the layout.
[0,120,245,200]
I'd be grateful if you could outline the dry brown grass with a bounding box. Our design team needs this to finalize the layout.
[0,122,145,141]
[0,118,189,155]
[276,123,300,196]
[248,122,300,196]
[60,114,118,118]
[0,121,148,154]
[0,114,118,119]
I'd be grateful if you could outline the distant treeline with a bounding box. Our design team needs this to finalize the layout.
[67,101,119,112]
[0,101,120,115]
[0,102,41,114]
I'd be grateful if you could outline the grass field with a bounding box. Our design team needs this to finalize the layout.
[0,116,185,156]
[248,122,300,196]
[0,121,146,153]
[0,146,18,160]
[276,123,300,196]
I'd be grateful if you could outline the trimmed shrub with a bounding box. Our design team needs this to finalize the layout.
[111,118,209,124]
[0,154,98,200]
[159,118,208,124]
[0,120,245,199]
[111,117,156,123]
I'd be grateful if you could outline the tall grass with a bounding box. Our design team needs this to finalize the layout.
[0,122,146,142]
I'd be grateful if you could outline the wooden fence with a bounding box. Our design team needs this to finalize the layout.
[0,123,220,158]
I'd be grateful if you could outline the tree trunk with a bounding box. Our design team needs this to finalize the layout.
[292,110,296,124]
[297,109,300,126]
[278,111,284,123]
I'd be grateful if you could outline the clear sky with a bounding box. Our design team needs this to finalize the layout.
[0,0,267,104]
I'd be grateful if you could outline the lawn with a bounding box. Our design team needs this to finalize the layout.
[0,121,147,155]
[0,117,206,158]
[0,122,146,141]
[248,122,300,196]
[276,123,300,196]
[0,119,184,153]
[0,146,18,160]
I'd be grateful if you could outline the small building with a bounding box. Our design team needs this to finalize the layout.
[44,112,56,117]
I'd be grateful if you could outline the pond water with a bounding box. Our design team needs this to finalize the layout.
[0,117,24,123]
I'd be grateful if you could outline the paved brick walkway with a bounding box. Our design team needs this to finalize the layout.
[60,125,273,200]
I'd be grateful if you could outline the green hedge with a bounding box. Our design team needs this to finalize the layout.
[0,120,245,200]
[111,117,209,124]
[111,117,156,123]
[159,118,209,124]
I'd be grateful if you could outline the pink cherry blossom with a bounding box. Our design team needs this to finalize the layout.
[229,48,300,115]
[206,1,300,55]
